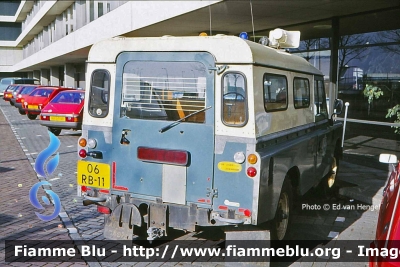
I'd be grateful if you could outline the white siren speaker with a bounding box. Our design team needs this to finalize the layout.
[269,28,300,49]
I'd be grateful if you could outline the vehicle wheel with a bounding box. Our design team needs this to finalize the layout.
[321,156,340,198]
[18,109,25,115]
[27,114,37,120]
[48,128,61,136]
[10,101,14,106]
[271,178,292,240]
[327,157,338,188]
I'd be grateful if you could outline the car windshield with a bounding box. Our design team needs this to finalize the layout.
[51,91,84,104]
[30,88,54,97]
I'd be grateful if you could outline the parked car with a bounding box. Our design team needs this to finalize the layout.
[370,153,400,267]
[22,86,70,120]
[0,77,39,96]
[39,90,85,136]
[2,85,18,102]
[13,85,41,115]
[7,85,24,105]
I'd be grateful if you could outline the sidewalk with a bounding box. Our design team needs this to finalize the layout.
[0,105,85,267]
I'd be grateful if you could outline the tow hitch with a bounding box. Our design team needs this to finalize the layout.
[147,227,164,241]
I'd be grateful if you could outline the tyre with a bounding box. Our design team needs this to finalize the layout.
[321,155,339,198]
[271,178,293,240]
[10,101,14,106]
[27,114,37,120]
[48,127,61,136]
[18,109,25,115]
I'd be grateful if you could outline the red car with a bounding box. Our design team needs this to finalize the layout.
[3,84,22,104]
[370,154,400,267]
[39,89,85,136]
[13,85,41,115]
[23,86,70,120]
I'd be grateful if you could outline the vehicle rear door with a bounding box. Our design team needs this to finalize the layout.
[111,52,215,207]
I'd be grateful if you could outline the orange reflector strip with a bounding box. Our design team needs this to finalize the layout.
[218,205,228,210]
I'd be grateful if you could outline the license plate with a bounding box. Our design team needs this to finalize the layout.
[50,116,65,122]
[77,161,110,189]
[28,105,38,109]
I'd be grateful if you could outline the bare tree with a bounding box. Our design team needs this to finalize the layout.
[375,30,400,54]
[299,39,318,61]
[338,34,370,77]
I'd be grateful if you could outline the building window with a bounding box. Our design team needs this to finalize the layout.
[98,2,103,17]
[89,0,94,22]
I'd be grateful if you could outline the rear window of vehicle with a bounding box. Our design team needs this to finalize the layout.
[13,86,23,92]
[51,91,84,104]
[1,78,14,85]
[20,86,38,95]
[14,79,40,85]
[30,88,54,97]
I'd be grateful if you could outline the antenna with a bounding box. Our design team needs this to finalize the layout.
[250,0,255,42]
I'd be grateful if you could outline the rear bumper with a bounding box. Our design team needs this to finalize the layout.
[40,120,82,129]
[103,195,251,231]
[14,103,23,110]
[23,108,41,115]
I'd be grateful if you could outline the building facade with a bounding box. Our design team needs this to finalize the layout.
[0,0,217,88]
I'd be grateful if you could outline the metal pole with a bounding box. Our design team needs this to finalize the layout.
[341,102,350,147]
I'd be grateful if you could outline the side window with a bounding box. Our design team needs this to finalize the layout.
[293,77,310,109]
[314,79,328,121]
[89,69,110,118]
[263,73,287,112]
[222,72,247,126]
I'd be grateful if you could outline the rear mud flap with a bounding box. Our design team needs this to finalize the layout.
[104,203,142,240]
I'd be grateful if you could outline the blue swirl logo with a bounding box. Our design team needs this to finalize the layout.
[29,131,62,221]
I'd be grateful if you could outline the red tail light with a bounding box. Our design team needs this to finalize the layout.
[247,167,257,177]
[40,115,50,121]
[137,147,189,166]
[66,116,79,122]
[243,209,252,217]
[97,206,110,214]
[79,149,87,158]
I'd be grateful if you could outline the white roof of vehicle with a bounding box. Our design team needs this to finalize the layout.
[88,35,321,75]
